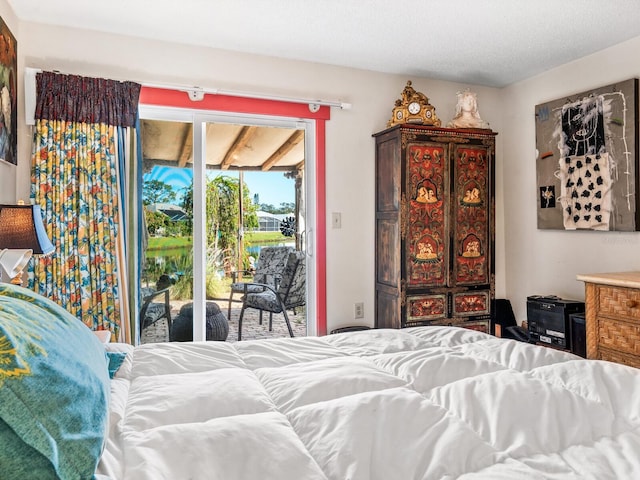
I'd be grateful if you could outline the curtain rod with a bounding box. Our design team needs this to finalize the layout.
[142,81,351,110]
[24,67,352,122]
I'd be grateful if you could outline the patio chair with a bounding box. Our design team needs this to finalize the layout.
[139,286,172,337]
[227,245,294,319]
[139,274,176,338]
[237,250,305,341]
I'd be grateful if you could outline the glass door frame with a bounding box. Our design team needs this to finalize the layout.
[138,87,329,340]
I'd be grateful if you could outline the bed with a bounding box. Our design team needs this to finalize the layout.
[1,284,640,479]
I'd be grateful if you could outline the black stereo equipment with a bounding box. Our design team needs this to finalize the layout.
[569,313,587,358]
[527,296,585,350]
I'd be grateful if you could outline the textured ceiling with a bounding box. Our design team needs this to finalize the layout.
[9,0,640,88]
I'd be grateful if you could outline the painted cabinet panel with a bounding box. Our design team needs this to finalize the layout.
[374,125,496,332]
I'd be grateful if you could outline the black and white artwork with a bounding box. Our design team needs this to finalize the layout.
[535,79,639,231]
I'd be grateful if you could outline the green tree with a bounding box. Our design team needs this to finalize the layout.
[276,202,295,214]
[143,179,177,206]
[260,202,294,214]
[144,208,188,238]
[259,203,275,213]
[182,175,258,270]
[144,208,170,236]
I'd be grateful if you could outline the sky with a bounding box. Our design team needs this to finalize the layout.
[143,166,295,208]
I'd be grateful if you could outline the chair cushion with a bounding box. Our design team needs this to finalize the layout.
[142,303,168,329]
[252,246,293,286]
[278,251,306,309]
[230,282,266,294]
[243,251,305,315]
[245,289,282,312]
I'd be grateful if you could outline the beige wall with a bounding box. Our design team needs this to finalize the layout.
[502,36,640,322]
[3,6,639,333]
[6,16,506,333]
[8,2,640,330]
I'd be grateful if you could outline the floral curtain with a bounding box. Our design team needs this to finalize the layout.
[30,72,140,342]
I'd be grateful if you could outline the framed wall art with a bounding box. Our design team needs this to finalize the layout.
[0,16,16,166]
[535,78,639,231]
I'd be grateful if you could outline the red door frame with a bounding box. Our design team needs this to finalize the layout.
[139,87,328,336]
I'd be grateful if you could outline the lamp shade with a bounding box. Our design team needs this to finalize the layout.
[0,205,54,255]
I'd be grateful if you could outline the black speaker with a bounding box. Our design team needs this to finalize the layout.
[570,313,586,358]
[492,299,517,337]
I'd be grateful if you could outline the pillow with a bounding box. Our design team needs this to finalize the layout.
[0,283,110,480]
[107,351,127,379]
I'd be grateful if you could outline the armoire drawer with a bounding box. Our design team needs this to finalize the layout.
[406,294,447,322]
[452,291,490,317]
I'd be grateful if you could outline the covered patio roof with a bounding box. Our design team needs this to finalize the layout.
[140,119,305,172]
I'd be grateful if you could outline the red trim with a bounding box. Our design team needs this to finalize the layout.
[315,120,327,336]
[140,86,328,336]
[140,87,331,120]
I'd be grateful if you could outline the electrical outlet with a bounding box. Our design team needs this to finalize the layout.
[354,302,364,319]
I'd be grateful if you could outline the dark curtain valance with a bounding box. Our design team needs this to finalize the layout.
[34,71,141,127]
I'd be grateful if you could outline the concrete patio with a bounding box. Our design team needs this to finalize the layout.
[140,298,307,344]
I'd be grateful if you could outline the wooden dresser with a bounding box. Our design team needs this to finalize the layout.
[576,272,640,368]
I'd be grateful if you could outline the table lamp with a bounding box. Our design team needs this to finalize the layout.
[0,204,54,283]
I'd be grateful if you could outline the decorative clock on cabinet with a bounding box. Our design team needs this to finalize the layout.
[388,81,441,127]
[374,124,496,332]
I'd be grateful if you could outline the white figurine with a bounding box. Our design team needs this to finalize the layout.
[447,89,490,129]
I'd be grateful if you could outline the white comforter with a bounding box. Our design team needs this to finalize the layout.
[98,327,640,479]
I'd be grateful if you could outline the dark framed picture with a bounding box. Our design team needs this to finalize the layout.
[535,78,639,231]
[0,17,16,165]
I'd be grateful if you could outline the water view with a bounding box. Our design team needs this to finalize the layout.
[145,240,296,281]
[142,233,297,297]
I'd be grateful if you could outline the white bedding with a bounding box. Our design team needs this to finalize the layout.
[98,327,640,479]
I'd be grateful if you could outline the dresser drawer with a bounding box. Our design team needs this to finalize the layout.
[597,317,640,357]
[598,347,640,369]
[578,273,640,367]
[598,286,640,321]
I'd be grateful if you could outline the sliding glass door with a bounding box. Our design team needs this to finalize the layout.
[137,105,316,343]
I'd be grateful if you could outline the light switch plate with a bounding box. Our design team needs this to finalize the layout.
[332,212,342,229]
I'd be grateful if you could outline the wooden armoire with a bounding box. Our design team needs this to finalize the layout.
[374,124,496,332]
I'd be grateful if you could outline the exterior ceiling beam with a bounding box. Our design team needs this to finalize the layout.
[177,124,193,168]
[220,126,257,170]
[261,130,304,171]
